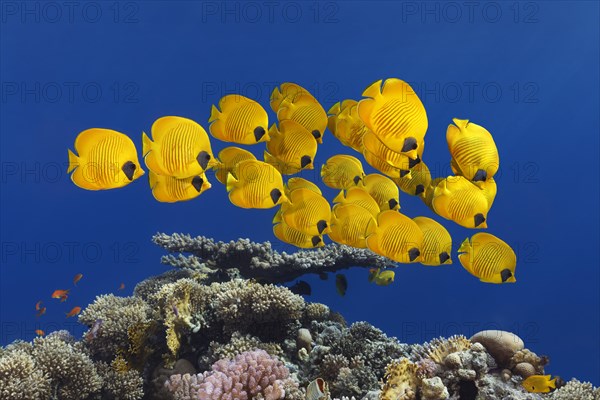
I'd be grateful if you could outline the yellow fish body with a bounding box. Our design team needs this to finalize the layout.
[362,174,401,211]
[450,157,463,176]
[273,221,324,249]
[432,176,489,228]
[458,232,517,284]
[265,120,318,174]
[521,375,557,393]
[328,100,367,153]
[270,83,315,113]
[476,177,497,211]
[422,177,444,212]
[393,160,432,199]
[332,187,380,218]
[321,155,366,189]
[373,270,395,286]
[148,170,211,203]
[280,188,331,235]
[284,177,322,196]
[366,210,423,263]
[362,146,411,180]
[226,160,288,209]
[413,216,452,266]
[329,203,376,248]
[67,128,144,190]
[209,95,269,144]
[277,93,328,144]
[446,118,499,182]
[142,116,216,178]
[358,79,427,160]
[214,146,256,185]
[362,129,419,173]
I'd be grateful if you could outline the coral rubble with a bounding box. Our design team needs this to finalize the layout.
[1,235,598,400]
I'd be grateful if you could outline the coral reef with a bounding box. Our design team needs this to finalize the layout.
[153,233,396,283]
[1,235,598,400]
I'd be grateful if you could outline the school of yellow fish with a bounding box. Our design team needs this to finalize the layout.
[66,79,517,285]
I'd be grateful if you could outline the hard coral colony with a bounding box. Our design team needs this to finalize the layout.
[2,80,597,400]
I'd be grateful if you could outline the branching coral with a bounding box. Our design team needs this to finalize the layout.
[79,294,152,359]
[134,268,200,301]
[548,379,600,400]
[32,333,103,400]
[211,280,305,340]
[153,233,395,283]
[0,349,51,400]
[96,359,144,400]
[165,349,297,400]
[304,303,331,322]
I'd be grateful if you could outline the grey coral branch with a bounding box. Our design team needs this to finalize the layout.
[153,233,396,283]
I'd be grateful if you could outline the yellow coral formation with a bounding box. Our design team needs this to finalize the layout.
[111,354,130,373]
[380,358,419,400]
[425,335,472,364]
[150,279,210,366]
[126,321,159,371]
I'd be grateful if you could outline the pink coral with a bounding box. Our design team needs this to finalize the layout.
[166,349,296,400]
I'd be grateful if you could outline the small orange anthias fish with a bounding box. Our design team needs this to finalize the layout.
[73,273,83,286]
[51,289,69,302]
[35,301,42,311]
[36,307,46,317]
[35,329,45,336]
[66,306,81,318]
[118,283,125,290]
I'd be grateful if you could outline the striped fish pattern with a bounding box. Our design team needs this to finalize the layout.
[459,232,517,283]
[209,95,269,144]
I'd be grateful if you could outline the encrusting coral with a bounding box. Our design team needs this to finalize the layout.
[153,233,395,283]
[1,234,598,400]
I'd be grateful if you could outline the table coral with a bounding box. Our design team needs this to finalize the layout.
[153,233,395,283]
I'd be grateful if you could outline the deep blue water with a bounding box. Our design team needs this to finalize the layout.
[1,0,598,384]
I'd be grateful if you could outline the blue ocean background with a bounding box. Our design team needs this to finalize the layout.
[1,1,598,384]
